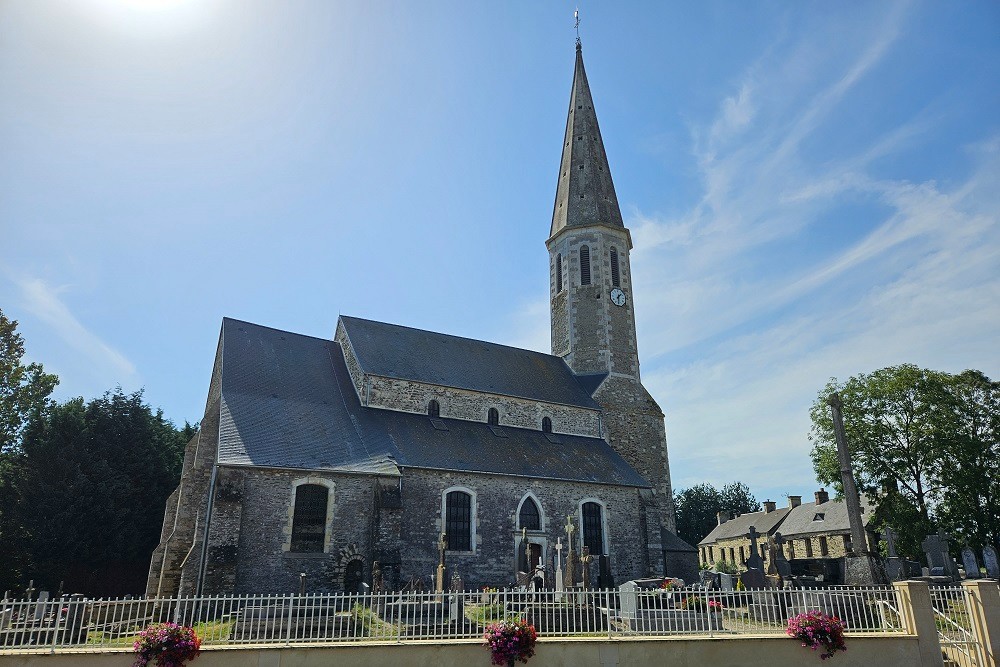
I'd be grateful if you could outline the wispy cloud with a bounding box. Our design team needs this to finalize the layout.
[15,277,138,380]
[629,3,999,498]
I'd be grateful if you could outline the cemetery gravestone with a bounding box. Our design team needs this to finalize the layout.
[598,555,614,589]
[983,545,999,579]
[33,591,49,621]
[884,528,905,581]
[961,547,980,579]
[554,538,565,592]
[773,533,792,578]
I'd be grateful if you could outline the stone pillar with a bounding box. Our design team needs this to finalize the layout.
[962,579,1000,667]
[893,580,944,667]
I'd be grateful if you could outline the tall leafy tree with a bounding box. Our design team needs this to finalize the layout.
[809,364,999,558]
[674,481,759,547]
[0,309,57,593]
[19,389,190,595]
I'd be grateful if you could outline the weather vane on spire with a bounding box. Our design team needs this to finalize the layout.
[574,7,581,46]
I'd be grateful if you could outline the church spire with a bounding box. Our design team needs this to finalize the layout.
[550,43,624,240]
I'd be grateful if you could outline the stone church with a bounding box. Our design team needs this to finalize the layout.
[146,42,696,597]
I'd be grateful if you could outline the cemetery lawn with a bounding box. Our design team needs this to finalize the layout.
[352,604,402,639]
[464,603,520,625]
[84,619,234,647]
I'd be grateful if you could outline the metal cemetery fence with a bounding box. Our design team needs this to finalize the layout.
[929,586,984,667]
[0,586,904,652]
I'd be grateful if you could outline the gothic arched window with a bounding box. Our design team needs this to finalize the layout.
[445,490,472,551]
[556,253,563,293]
[610,247,620,287]
[519,497,541,531]
[541,416,552,433]
[291,484,329,553]
[427,399,440,417]
[580,246,591,285]
[488,408,499,426]
[582,501,605,555]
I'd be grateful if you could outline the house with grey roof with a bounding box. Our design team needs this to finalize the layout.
[698,490,876,584]
[146,41,693,596]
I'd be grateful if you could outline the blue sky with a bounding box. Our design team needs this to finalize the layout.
[1,1,997,505]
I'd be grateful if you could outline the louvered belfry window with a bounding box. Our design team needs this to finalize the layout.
[291,484,328,552]
[428,399,440,417]
[488,408,499,426]
[610,247,620,287]
[446,491,472,551]
[580,246,591,285]
[519,498,541,530]
[556,254,563,293]
[582,502,604,554]
[542,416,552,433]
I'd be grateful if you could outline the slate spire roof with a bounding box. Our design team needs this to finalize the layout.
[550,42,625,239]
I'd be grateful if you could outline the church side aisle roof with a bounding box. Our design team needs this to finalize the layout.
[339,315,601,409]
[216,317,649,488]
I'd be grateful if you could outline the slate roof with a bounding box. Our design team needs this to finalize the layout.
[339,316,601,409]
[776,496,873,538]
[216,318,649,488]
[698,506,793,546]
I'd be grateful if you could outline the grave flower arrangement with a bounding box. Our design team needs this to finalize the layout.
[483,618,537,666]
[787,610,847,660]
[679,596,723,612]
[133,622,202,667]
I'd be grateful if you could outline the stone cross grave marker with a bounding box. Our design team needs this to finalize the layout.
[772,533,792,578]
[961,547,980,579]
[745,526,765,571]
[883,527,905,581]
[580,547,594,590]
[436,532,447,592]
[554,538,564,592]
[923,530,960,578]
[982,545,999,580]
[564,515,578,589]
[518,527,529,573]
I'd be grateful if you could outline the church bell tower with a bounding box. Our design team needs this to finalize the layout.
[548,42,678,544]
[548,43,639,380]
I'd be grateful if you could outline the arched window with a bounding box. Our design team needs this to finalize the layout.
[610,247,620,287]
[580,246,591,285]
[582,501,605,555]
[519,497,541,530]
[488,408,499,426]
[291,484,329,553]
[427,399,440,417]
[555,254,563,293]
[445,490,472,551]
[541,416,552,433]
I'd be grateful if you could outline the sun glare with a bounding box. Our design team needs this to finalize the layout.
[83,0,211,34]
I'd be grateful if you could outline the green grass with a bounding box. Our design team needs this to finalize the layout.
[464,603,520,625]
[352,604,403,639]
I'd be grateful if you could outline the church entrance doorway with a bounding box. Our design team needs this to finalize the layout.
[343,560,363,593]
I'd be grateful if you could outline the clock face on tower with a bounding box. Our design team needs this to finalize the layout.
[610,287,626,307]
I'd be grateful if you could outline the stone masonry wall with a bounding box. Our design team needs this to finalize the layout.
[399,468,650,589]
[225,468,389,594]
[595,376,676,533]
[365,377,601,437]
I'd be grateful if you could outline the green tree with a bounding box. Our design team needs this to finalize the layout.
[674,481,759,546]
[19,389,189,595]
[0,309,58,593]
[933,370,1000,550]
[809,364,999,558]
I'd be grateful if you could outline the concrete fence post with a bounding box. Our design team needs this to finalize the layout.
[962,579,999,667]
[893,580,944,667]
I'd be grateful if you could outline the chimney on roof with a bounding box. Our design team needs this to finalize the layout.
[815,488,829,505]
[717,510,731,526]
[763,500,776,513]
[788,495,802,508]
